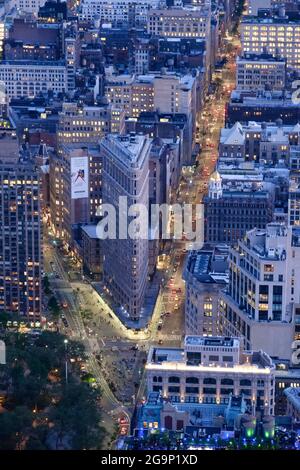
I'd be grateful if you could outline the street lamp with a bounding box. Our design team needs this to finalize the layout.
[64,339,68,385]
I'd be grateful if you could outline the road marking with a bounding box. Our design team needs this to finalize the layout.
[158,334,183,341]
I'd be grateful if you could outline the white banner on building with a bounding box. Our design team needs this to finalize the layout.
[71,156,89,199]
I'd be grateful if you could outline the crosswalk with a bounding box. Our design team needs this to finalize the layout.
[158,334,183,342]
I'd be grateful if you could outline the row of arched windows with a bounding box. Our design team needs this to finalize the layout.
[152,376,262,387]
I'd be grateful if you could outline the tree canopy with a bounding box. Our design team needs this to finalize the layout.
[0,330,104,450]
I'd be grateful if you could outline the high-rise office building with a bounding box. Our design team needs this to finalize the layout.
[0,163,42,319]
[183,246,229,336]
[219,223,300,360]
[101,133,151,320]
[241,14,300,71]
[236,54,286,92]
[49,144,102,244]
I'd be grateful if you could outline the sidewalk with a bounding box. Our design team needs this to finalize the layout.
[93,269,162,330]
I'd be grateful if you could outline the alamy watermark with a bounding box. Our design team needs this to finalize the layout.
[95,197,204,249]
[0,81,6,105]
[292,80,300,104]
[291,340,300,366]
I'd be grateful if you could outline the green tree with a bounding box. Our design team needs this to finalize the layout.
[48,296,61,318]
[42,275,52,295]
[0,406,33,450]
[0,330,103,449]
[50,382,105,450]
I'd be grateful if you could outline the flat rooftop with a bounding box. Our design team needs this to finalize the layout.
[185,336,238,348]
[0,60,65,67]
[185,247,228,284]
[242,15,300,25]
[102,133,151,167]
[147,347,273,373]
[237,53,286,63]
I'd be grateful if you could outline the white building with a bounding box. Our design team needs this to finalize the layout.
[104,70,197,132]
[236,53,286,92]
[79,0,165,25]
[0,61,68,99]
[147,5,211,40]
[146,336,275,415]
[153,73,197,117]
[219,120,300,164]
[100,133,151,320]
[241,15,300,71]
[219,223,300,360]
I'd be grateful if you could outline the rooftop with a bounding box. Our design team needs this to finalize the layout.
[81,224,98,239]
[230,89,295,106]
[220,122,245,146]
[149,6,210,17]
[184,246,229,284]
[147,349,273,374]
[241,223,297,259]
[102,133,151,167]
[0,60,65,67]
[242,15,300,24]
[185,336,238,348]
[237,53,286,63]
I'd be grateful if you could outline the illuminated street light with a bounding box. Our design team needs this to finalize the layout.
[64,339,69,384]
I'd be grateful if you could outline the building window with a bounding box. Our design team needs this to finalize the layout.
[185,387,199,394]
[221,378,234,386]
[203,378,217,385]
[240,379,251,387]
[186,377,199,384]
[168,376,180,384]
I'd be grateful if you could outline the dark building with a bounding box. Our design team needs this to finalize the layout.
[151,37,206,71]
[81,225,102,280]
[226,91,300,125]
[4,18,61,61]
[125,111,192,166]
[99,27,147,72]
[38,0,68,21]
[8,97,61,140]
[204,192,274,244]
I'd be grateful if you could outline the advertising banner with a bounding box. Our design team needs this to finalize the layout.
[71,156,88,199]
